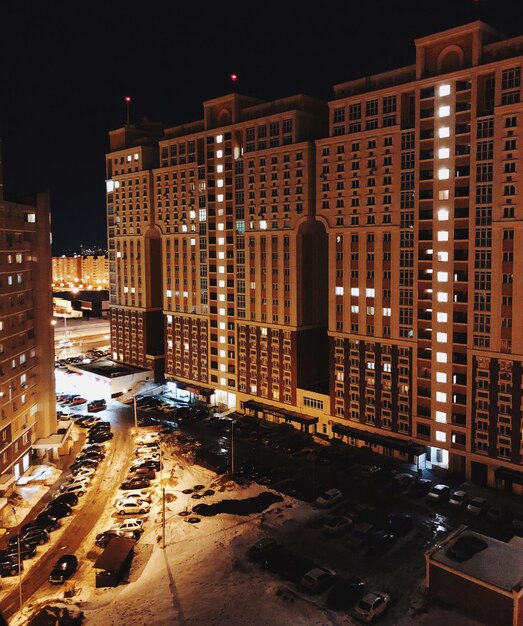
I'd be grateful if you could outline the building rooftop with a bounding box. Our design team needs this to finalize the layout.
[430,527,523,592]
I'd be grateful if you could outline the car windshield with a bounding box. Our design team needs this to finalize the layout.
[358,601,372,611]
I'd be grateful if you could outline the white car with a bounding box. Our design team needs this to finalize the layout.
[111,518,144,534]
[315,489,343,508]
[60,483,88,497]
[123,490,152,503]
[61,476,91,490]
[353,591,390,622]
[300,567,336,593]
[72,466,96,479]
[449,490,468,508]
[135,445,160,456]
[136,433,160,445]
[115,499,151,516]
[466,497,489,516]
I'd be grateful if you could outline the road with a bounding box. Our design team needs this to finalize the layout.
[0,402,133,619]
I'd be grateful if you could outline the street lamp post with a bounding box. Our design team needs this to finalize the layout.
[11,507,22,616]
[230,421,235,476]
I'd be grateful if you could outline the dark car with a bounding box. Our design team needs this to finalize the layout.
[327,578,366,611]
[76,450,105,462]
[127,467,156,481]
[35,512,61,532]
[247,538,280,562]
[82,444,105,454]
[446,535,488,562]
[279,551,317,583]
[0,556,23,577]
[95,529,140,548]
[131,459,162,471]
[385,514,413,537]
[12,527,49,547]
[49,554,78,584]
[70,458,99,472]
[45,501,73,519]
[7,541,36,560]
[407,478,432,498]
[367,531,396,556]
[52,492,79,508]
[87,399,106,412]
[88,431,113,444]
[120,477,151,490]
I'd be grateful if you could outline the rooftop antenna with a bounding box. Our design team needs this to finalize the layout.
[125,96,131,127]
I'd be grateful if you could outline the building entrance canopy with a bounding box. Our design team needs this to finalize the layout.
[332,423,426,457]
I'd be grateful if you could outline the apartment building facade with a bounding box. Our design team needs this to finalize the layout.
[0,193,56,489]
[52,254,109,290]
[107,21,523,490]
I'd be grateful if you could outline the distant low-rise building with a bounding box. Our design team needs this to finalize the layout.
[52,254,109,290]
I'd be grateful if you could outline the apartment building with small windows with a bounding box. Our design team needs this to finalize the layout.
[52,254,109,289]
[107,21,523,491]
[0,193,56,490]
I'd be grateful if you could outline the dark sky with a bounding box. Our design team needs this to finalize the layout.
[1,0,522,254]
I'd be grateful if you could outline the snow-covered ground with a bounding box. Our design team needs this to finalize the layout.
[8,430,478,626]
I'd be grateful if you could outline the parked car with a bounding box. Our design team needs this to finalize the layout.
[120,477,151,490]
[131,459,161,471]
[448,490,468,508]
[7,541,36,560]
[467,497,489,516]
[344,502,375,524]
[87,399,107,412]
[392,473,414,489]
[127,468,156,481]
[324,516,353,536]
[512,512,523,531]
[123,490,152,503]
[385,514,413,537]
[35,512,61,532]
[366,531,396,556]
[69,459,99,472]
[315,488,343,508]
[61,475,91,490]
[136,433,160,445]
[487,507,513,525]
[300,566,336,593]
[115,499,151,516]
[353,591,390,622]
[71,397,87,406]
[246,537,280,562]
[52,492,79,508]
[13,526,49,546]
[327,577,366,610]
[95,528,139,548]
[88,431,113,444]
[71,466,96,479]
[60,483,88,497]
[426,484,451,504]
[82,443,106,454]
[135,444,160,456]
[347,523,375,549]
[44,501,73,519]
[407,478,432,498]
[359,465,382,479]
[0,556,23,577]
[49,554,78,584]
[446,535,488,562]
[110,518,144,534]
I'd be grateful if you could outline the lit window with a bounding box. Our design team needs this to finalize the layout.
[438,168,450,180]
[217,179,224,188]
[134,153,139,160]
[437,231,449,241]
[190,238,196,246]
[221,378,227,386]
[260,220,267,230]
[435,411,447,423]
[218,265,225,274]
[438,106,450,117]
[219,293,226,301]
[217,164,224,173]
[218,238,225,245]
[219,322,226,330]
[436,372,447,383]
[216,134,223,144]
[436,391,447,402]
[167,339,173,349]
[166,289,172,298]
[436,312,448,323]
[216,149,223,158]
[106,180,115,193]
[351,305,359,313]
[351,287,359,296]
[217,194,224,203]
[367,306,375,315]
[219,336,226,344]
[438,208,449,221]
[219,349,226,358]
[261,328,268,336]
[218,252,225,259]
[438,127,450,138]
[437,251,448,262]
[335,286,344,296]
[366,288,375,298]
[437,272,448,282]
[438,148,450,159]
[220,364,226,372]
[127,155,132,162]
[219,308,226,316]
[166,315,173,323]
[123,286,129,294]
[382,308,391,316]
[131,287,135,294]
[439,190,449,200]
[436,292,448,303]
[217,223,225,231]
[436,332,447,343]
[439,84,451,97]
[436,431,447,442]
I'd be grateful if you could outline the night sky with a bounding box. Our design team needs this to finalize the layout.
[1,0,522,254]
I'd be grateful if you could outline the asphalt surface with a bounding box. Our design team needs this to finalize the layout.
[0,402,133,619]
